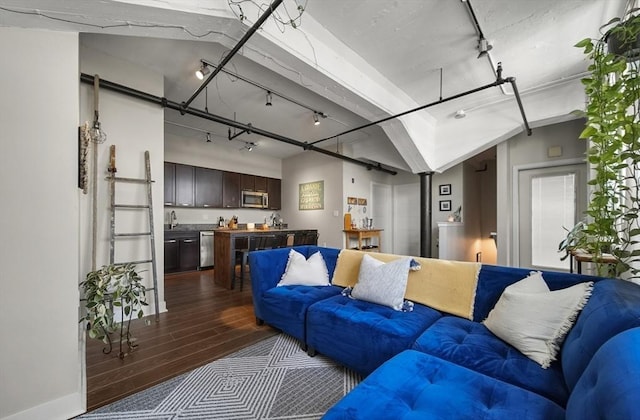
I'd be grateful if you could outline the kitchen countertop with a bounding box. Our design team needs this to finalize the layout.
[164,224,218,232]
[213,227,301,235]
[164,223,290,232]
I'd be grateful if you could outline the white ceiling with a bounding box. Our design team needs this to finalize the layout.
[0,0,627,172]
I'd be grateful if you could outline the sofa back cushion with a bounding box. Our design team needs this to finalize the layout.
[565,327,640,420]
[561,279,640,391]
[250,246,341,297]
[305,246,341,278]
[332,249,481,319]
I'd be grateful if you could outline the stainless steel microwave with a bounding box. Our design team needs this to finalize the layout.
[241,190,268,209]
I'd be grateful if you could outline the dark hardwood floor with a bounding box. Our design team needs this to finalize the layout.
[85,269,278,412]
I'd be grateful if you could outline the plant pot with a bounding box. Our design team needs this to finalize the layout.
[606,17,640,61]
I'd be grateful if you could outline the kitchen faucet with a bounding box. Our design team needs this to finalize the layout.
[170,210,178,230]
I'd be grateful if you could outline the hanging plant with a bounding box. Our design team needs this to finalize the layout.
[80,263,148,358]
[572,10,640,278]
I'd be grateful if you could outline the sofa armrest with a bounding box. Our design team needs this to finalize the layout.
[249,247,293,296]
[566,327,640,419]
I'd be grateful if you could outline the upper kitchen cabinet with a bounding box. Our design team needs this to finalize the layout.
[241,174,255,191]
[164,162,176,206]
[223,171,241,208]
[195,167,223,208]
[267,178,281,210]
[254,176,267,192]
[241,174,267,192]
[175,163,195,207]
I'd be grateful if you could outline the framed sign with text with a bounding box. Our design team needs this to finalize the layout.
[299,180,324,210]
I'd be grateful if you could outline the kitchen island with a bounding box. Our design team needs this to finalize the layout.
[213,228,318,289]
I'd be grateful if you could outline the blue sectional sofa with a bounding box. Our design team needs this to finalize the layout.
[249,246,640,419]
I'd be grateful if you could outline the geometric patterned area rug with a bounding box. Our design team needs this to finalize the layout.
[78,334,362,420]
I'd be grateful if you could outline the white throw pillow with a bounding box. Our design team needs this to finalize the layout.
[277,250,330,287]
[483,272,594,368]
[351,254,412,311]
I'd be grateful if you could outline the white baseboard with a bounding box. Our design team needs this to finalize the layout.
[2,392,84,420]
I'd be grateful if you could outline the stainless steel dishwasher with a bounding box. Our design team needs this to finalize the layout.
[199,231,214,269]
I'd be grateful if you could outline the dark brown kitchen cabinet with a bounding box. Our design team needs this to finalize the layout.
[179,237,200,271]
[175,164,195,207]
[164,231,199,273]
[223,171,241,208]
[164,238,179,272]
[195,167,223,208]
[241,174,267,192]
[164,162,176,206]
[267,177,281,210]
[254,176,267,192]
[241,174,255,191]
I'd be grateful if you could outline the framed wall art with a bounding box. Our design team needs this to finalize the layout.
[299,180,324,210]
[439,184,451,196]
[439,200,451,212]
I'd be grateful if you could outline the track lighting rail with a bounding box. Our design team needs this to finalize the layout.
[81,73,397,175]
[200,58,327,118]
[309,63,531,146]
[182,0,283,109]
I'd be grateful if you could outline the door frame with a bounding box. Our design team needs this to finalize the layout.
[371,182,393,253]
[511,158,586,268]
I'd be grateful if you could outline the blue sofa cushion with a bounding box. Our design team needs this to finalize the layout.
[561,279,640,391]
[306,295,442,376]
[323,349,565,420]
[261,285,342,342]
[412,316,569,406]
[566,328,640,420]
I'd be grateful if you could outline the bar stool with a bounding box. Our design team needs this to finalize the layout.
[293,230,318,246]
[273,233,289,248]
[235,235,275,290]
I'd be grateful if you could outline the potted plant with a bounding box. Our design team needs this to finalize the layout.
[80,263,148,358]
[571,10,640,279]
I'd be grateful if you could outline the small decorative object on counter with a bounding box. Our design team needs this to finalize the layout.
[344,213,352,230]
[452,206,462,222]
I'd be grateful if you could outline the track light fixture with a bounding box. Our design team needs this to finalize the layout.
[266,91,272,106]
[313,112,320,126]
[195,63,210,80]
[242,141,256,151]
[206,132,212,142]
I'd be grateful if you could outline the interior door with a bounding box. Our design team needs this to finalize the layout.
[393,183,420,256]
[371,182,392,253]
[517,164,587,270]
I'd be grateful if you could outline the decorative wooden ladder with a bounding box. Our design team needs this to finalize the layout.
[107,146,159,322]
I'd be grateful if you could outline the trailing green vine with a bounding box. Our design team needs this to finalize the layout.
[572,12,640,278]
[80,263,148,358]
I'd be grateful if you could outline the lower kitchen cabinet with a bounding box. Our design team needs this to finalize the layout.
[165,232,200,273]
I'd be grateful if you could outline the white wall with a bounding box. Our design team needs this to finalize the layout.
[0,28,83,420]
[497,119,587,266]
[282,151,344,247]
[164,132,282,226]
[79,44,166,315]
[342,163,396,246]
[432,164,464,257]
